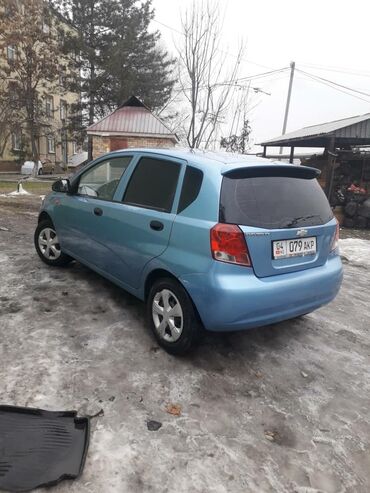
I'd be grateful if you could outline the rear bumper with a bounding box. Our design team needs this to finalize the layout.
[180,255,343,332]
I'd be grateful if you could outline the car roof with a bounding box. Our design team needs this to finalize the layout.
[108,147,281,173]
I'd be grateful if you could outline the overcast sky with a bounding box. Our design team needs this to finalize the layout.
[152,0,370,152]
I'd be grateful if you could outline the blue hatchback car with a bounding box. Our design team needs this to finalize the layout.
[35,149,343,354]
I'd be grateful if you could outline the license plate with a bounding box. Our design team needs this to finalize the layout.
[273,237,317,259]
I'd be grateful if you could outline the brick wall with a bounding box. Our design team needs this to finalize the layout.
[92,136,111,159]
[92,135,176,159]
[123,136,176,149]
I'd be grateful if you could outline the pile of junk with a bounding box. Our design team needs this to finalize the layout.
[333,182,370,229]
[302,149,370,229]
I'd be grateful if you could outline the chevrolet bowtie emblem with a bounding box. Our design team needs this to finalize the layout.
[296,229,308,237]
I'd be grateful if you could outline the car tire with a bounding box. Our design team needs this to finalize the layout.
[147,278,200,355]
[34,219,72,267]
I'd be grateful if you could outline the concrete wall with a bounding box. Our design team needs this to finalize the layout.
[91,135,176,160]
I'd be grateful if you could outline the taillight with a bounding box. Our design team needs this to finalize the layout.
[210,223,252,267]
[331,220,340,251]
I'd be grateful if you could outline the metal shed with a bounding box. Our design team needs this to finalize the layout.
[261,113,370,150]
[260,113,370,197]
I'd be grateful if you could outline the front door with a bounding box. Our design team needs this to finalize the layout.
[53,155,133,264]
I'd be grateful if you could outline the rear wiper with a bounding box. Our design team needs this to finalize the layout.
[281,215,320,228]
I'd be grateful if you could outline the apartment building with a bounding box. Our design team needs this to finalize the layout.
[0,1,80,172]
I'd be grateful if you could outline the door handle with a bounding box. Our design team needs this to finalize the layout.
[150,220,164,231]
[94,207,103,216]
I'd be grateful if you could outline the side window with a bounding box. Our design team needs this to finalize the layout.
[178,166,203,213]
[123,157,180,212]
[78,156,132,201]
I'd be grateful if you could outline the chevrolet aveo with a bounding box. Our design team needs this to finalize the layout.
[34,149,343,354]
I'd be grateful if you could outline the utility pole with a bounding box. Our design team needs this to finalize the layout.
[279,61,295,155]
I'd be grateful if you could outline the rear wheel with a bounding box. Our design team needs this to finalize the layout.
[147,278,200,355]
[34,220,72,266]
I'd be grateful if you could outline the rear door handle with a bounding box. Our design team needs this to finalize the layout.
[150,220,164,231]
[94,207,103,216]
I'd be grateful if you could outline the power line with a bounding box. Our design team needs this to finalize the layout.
[157,68,286,115]
[296,71,370,104]
[235,67,289,83]
[297,69,370,97]
[179,68,289,91]
[297,62,370,79]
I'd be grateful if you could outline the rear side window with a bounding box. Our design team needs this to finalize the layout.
[178,166,203,213]
[123,157,180,212]
[220,175,333,229]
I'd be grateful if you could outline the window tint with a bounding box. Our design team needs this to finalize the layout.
[123,157,180,212]
[178,166,203,213]
[220,175,333,229]
[78,156,131,201]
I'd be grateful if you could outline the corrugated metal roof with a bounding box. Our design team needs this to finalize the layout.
[87,97,177,141]
[261,112,370,145]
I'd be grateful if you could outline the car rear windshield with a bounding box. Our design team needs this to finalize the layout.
[220,175,333,229]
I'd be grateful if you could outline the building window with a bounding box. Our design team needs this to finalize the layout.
[45,96,54,117]
[7,45,16,61]
[42,8,50,34]
[59,72,67,89]
[73,141,77,155]
[47,135,55,153]
[9,81,18,102]
[60,100,67,120]
[42,20,50,34]
[12,131,21,151]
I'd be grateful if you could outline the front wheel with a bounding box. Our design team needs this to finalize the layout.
[147,278,200,355]
[34,220,72,266]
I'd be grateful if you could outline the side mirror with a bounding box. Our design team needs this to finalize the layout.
[52,178,71,193]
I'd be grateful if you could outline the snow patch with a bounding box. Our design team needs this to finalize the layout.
[339,238,370,268]
[8,183,31,196]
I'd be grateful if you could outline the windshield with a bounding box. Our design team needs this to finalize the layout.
[220,175,333,229]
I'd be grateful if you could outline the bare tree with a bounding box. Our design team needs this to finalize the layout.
[176,1,245,149]
[0,80,20,158]
[0,0,72,175]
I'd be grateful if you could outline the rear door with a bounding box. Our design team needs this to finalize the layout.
[220,165,336,278]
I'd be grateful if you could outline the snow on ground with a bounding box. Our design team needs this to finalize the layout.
[0,200,370,493]
[7,183,31,196]
[339,238,370,269]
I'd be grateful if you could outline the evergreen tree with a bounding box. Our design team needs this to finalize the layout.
[54,0,175,158]
[101,0,174,111]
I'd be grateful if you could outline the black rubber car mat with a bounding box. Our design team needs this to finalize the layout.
[0,406,90,492]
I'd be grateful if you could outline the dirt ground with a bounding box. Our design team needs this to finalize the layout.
[0,195,370,493]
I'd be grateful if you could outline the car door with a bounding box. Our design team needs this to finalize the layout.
[88,154,185,289]
[53,155,133,265]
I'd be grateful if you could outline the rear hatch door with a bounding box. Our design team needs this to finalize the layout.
[220,164,336,278]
